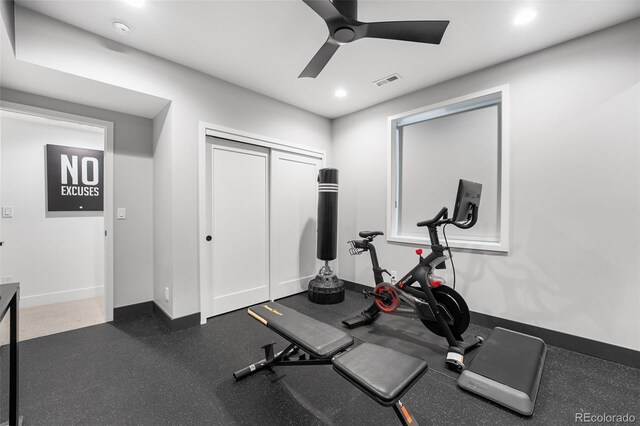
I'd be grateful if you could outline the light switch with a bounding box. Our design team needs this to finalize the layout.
[117,207,126,220]
[2,206,13,218]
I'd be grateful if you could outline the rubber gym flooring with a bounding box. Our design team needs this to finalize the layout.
[2,290,639,425]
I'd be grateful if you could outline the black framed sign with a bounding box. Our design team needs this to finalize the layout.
[46,144,104,211]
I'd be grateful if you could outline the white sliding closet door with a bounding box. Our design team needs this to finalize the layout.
[270,150,321,300]
[209,138,269,316]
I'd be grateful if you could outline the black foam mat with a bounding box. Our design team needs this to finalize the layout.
[9,290,640,425]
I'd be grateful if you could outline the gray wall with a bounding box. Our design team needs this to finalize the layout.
[332,19,640,350]
[0,88,154,309]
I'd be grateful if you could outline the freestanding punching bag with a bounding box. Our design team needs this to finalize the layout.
[308,168,345,304]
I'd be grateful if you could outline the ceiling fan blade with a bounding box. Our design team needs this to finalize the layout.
[364,20,450,44]
[299,38,340,78]
[301,0,343,23]
[332,0,358,21]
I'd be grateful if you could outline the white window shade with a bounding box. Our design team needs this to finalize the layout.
[398,106,500,242]
[387,86,510,252]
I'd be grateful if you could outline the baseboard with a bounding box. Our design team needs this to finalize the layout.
[470,312,640,369]
[343,280,371,294]
[343,284,640,369]
[113,300,200,332]
[152,302,200,332]
[19,285,104,309]
[113,301,153,320]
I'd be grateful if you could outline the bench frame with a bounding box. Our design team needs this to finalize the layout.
[234,305,420,426]
[233,341,333,381]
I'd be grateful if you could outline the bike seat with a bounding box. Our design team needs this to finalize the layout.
[359,231,384,238]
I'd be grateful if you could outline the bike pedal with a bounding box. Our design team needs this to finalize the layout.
[362,289,374,299]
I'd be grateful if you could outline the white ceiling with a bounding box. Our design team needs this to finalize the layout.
[14,0,640,119]
[0,19,170,119]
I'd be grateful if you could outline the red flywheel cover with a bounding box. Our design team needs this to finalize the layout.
[374,284,400,313]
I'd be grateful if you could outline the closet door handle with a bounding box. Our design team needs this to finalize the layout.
[206,235,212,242]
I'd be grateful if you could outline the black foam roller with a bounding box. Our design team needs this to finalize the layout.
[316,168,338,261]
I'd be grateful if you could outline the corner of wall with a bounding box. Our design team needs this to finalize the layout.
[0,0,16,52]
[152,102,174,318]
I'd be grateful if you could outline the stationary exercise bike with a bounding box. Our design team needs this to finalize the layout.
[343,180,484,371]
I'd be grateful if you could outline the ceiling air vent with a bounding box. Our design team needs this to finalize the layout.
[373,74,402,87]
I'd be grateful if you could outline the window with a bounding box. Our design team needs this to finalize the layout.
[387,86,510,252]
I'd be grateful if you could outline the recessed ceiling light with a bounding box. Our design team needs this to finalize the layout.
[123,0,145,7]
[335,89,347,98]
[513,8,538,26]
[112,21,131,34]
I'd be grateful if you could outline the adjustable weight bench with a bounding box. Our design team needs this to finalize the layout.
[234,302,428,425]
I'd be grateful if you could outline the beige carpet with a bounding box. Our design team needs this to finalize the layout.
[1,296,105,344]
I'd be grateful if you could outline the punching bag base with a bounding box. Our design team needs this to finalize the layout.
[308,274,345,305]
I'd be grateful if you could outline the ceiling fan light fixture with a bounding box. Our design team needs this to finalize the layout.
[513,9,538,26]
[334,88,347,98]
[334,27,356,43]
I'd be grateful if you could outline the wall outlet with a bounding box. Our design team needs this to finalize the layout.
[2,206,13,218]
[2,276,14,284]
[164,286,170,303]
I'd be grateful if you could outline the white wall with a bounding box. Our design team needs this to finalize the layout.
[9,7,333,318]
[152,103,173,314]
[0,88,155,309]
[333,19,640,350]
[0,110,104,307]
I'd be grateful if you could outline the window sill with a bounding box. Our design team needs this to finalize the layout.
[387,234,509,253]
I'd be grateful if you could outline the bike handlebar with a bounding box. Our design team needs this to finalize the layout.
[416,207,448,228]
[416,203,479,230]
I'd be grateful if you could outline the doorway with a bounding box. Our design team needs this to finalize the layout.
[0,104,114,340]
[200,128,324,321]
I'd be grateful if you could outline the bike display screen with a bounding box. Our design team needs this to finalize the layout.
[452,179,482,223]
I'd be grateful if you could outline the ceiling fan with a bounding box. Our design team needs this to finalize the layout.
[299,0,450,78]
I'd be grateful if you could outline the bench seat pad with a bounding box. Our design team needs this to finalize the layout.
[247,302,354,359]
[333,343,428,406]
